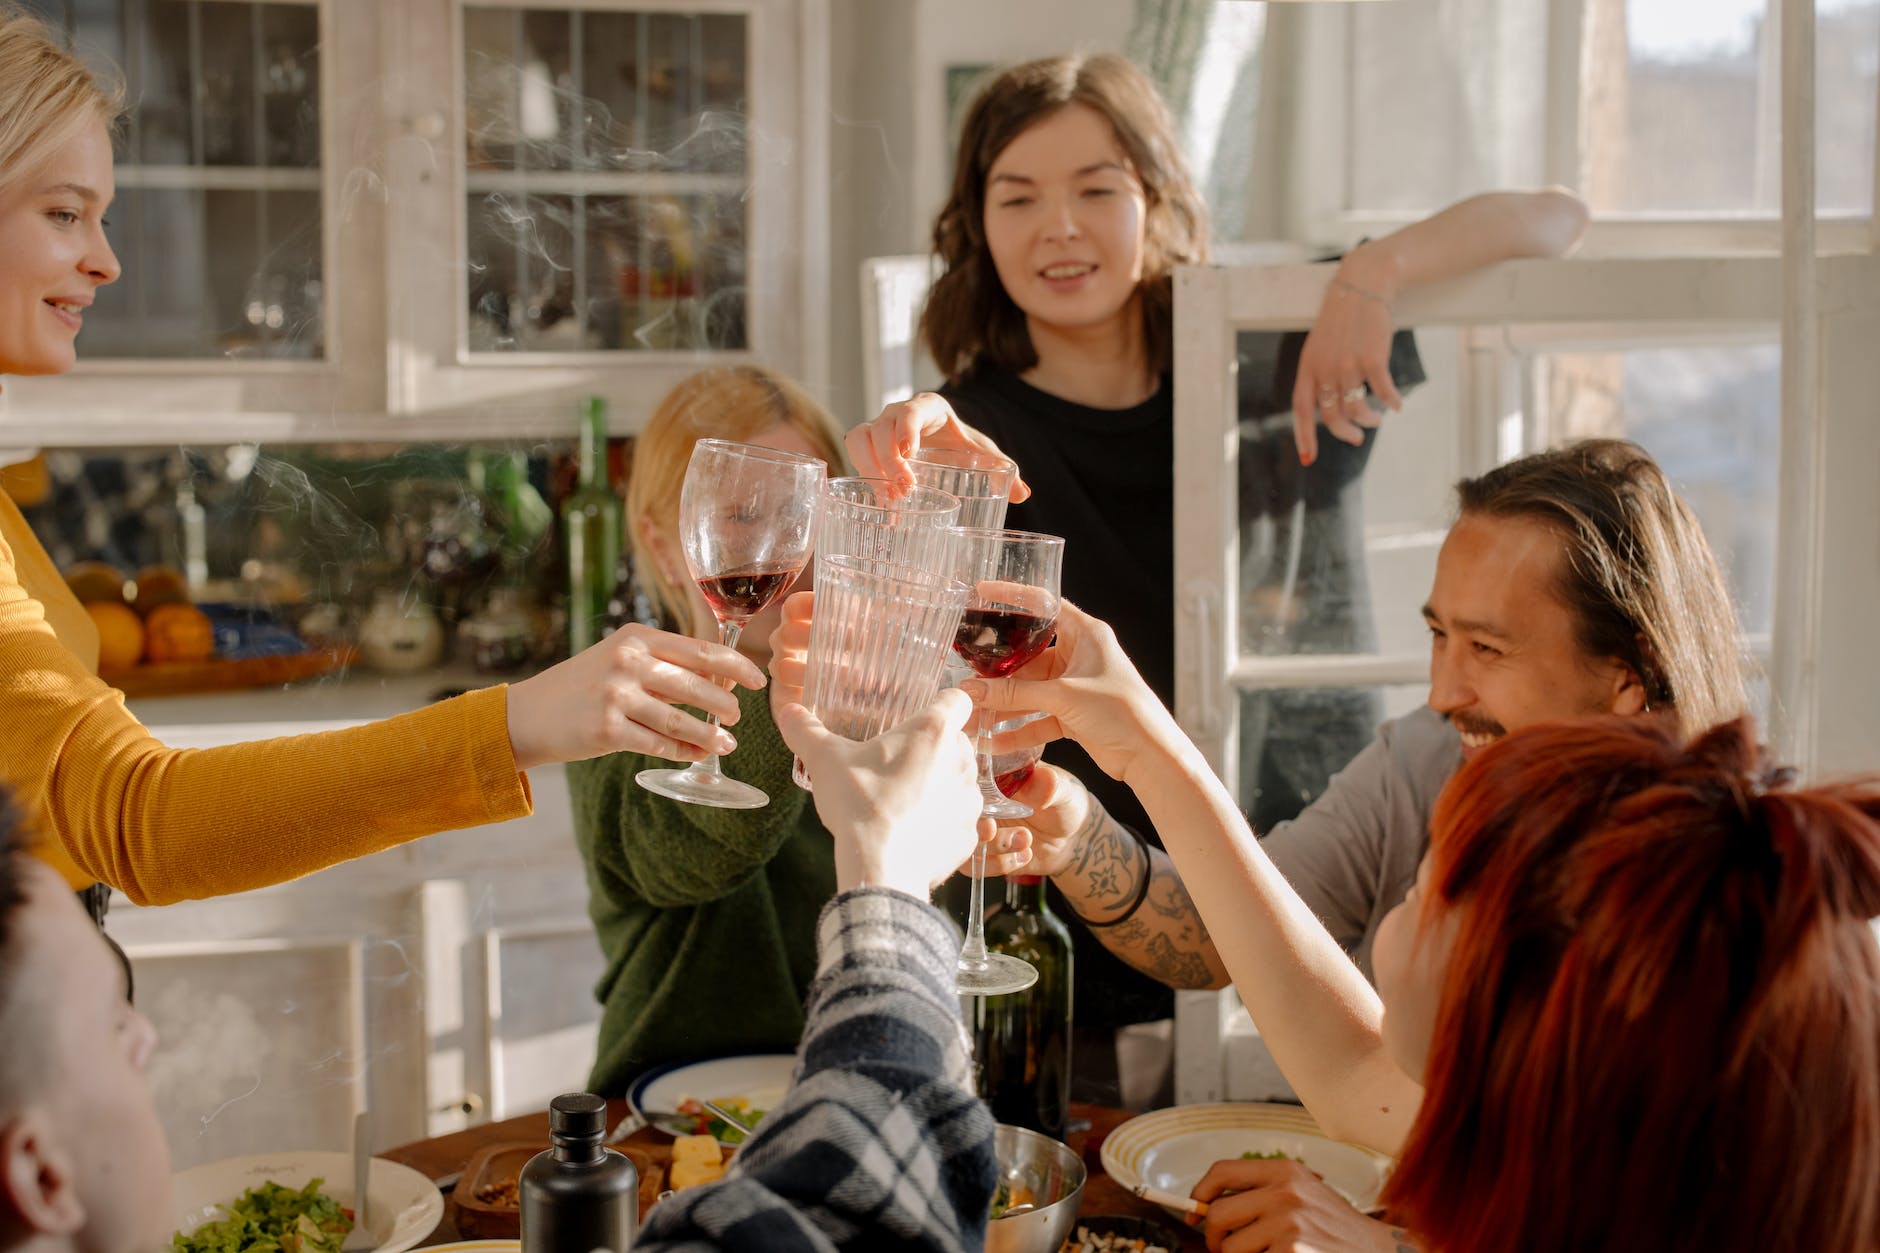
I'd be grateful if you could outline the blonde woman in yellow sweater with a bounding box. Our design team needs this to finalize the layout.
[0,7,764,906]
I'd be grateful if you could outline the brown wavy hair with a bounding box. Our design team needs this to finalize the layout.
[1455,439,1748,740]
[920,54,1208,383]
[1383,715,1880,1252]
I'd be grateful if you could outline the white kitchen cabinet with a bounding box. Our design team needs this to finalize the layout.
[4,0,829,446]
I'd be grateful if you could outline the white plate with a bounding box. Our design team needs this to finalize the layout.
[1100,1103,1392,1218]
[627,1054,795,1145]
[424,1243,519,1253]
[172,1151,444,1253]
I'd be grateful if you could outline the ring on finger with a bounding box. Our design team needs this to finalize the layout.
[1342,386,1367,405]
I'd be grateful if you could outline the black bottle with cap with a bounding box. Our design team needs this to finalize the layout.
[519,1093,639,1253]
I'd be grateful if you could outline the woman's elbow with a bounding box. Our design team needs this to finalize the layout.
[1526,186,1590,258]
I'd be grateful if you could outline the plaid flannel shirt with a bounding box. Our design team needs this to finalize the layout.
[636,888,998,1252]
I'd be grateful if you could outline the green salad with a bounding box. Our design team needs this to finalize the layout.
[173,1178,355,1253]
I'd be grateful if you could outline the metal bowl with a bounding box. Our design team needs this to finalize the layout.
[985,1124,1087,1253]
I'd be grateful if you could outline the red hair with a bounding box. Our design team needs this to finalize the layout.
[1382,715,1880,1253]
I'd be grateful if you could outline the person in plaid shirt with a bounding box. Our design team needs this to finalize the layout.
[638,686,999,1252]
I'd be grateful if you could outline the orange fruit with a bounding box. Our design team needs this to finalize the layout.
[86,602,146,671]
[143,603,216,664]
[64,560,130,605]
[131,565,192,616]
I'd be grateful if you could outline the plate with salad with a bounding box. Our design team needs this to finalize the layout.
[1099,1102,1392,1218]
[627,1054,795,1147]
[172,1152,443,1253]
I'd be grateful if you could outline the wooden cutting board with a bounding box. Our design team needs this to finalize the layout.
[101,646,359,697]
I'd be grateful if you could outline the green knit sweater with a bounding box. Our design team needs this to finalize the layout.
[567,683,836,1095]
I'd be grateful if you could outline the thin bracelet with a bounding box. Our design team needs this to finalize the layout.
[1333,275,1392,308]
[1070,815,1153,930]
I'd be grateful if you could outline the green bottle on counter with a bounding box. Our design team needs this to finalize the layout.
[973,874,1074,1139]
[563,397,622,655]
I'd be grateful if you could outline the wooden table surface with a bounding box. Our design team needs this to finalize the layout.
[384,1099,1203,1250]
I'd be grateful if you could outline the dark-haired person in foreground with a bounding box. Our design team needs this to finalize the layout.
[0,690,1000,1253]
[969,601,1880,1253]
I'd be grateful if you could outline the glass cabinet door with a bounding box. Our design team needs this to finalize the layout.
[460,4,749,355]
[25,0,325,361]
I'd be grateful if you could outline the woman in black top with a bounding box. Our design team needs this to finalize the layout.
[848,53,1589,1068]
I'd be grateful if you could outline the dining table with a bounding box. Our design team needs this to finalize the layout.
[383,1098,1205,1250]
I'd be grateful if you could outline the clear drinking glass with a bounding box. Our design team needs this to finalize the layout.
[791,556,969,792]
[636,439,825,809]
[816,477,961,567]
[949,527,1063,997]
[906,447,1017,531]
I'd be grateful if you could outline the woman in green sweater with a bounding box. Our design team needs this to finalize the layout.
[567,365,849,1094]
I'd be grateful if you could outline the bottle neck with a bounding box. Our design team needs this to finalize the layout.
[552,1133,605,1164]
[577,401,608,488]
[1003,874,1048,911]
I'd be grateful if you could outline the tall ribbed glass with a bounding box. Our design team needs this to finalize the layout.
[906,447,1017,531]
[816,478,960,570]
[791,556,968,791]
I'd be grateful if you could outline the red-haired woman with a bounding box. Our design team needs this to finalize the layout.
[968,602,1879,1253]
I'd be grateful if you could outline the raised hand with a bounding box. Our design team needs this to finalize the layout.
[505,623,766,770]
[1290,247,1404,468]
[844,392,1031,500]
[959,599,1181,787]
[775,688,988,898]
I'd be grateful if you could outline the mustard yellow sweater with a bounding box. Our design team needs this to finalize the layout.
[0,489,532,904]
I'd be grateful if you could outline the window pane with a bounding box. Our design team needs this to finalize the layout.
[24,0,324,360]
[1348,0,1549,212]
[1589,0,1876,213]
[1236,684,1429,826]
[1535,343,1779,637]
[462,6,749,355]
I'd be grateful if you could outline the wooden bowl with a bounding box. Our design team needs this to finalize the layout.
[450,1141,663,1238]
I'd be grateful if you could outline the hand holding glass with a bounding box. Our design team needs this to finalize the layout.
[636,439,824,810]
[949,527,1063,996]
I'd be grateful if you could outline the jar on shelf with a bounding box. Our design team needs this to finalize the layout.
[357,590,444,674]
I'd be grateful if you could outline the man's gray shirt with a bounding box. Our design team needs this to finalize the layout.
[1258,705,1462,981]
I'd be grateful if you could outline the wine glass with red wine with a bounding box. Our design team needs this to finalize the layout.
[636,439,825,810]
[950,527,1063,996]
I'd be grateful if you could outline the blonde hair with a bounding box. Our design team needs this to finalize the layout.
[0,6,121,200]
[626,366,846,628]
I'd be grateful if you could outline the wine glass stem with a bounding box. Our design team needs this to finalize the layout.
[973,712,1004,806]
[959,841,992,970]
[685,618,744,780]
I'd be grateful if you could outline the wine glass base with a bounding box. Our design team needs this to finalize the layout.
[956,952,1038,997]
[636,767,770,810]
[978,794,1033,819]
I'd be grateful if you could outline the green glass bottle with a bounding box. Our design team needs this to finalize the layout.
[973,874,1074,1139]
[562,397,622,655]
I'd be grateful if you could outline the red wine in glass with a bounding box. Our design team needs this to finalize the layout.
[954,607,1054,678]
[993,762,1036,798]
[697,562,804,621]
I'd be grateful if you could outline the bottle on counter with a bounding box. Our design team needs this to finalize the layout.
[562,397,623,655]
[972,874,1074,1140]
[519,1092,639,1253]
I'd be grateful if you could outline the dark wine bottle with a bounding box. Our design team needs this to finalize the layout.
[972,874,1073,1139]
[563,397,622,655]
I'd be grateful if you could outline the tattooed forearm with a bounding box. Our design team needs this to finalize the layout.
[1063,803,1147,916]
[1051,801,1229,988]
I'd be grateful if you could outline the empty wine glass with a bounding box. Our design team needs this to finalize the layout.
[949,527,1063,997]
[636,439,825,810]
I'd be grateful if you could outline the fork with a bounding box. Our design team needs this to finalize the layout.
[341,1110,376,1253]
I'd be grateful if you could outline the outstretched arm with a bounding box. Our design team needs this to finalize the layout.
[968,603,1422,1154]
[1294,187,1590,463]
